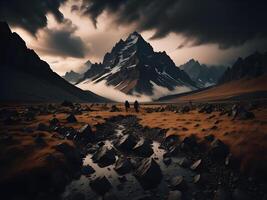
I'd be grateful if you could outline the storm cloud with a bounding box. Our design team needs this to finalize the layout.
[38,20,88,58]
[0,0,67,34]
[79,0,267,49]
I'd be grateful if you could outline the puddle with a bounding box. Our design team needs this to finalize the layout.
[62,125,197,200]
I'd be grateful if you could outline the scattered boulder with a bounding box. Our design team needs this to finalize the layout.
[66,114,77,123]
[114,157,132,175]
[116,134,137,151]
[92,146,116,167]
[89,176,112,195]
[169,176,187,191]
[199,104,213,114]
[135,158,162,189]
[180,135,198,151]
[49,117,60,126]
[208,139,229,160]
[167,190,182,200]
[163,157,172,166]
[232,105,255,120]
[110,105,120,112]
[190,159,202,171]
[178,157,192,168]
[76,124,95,143]
[204,134,215,142]
[163,135,179,148]
[133,139,153,157]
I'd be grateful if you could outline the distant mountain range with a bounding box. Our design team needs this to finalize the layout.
[159,51,267,102]
[180,59,227,86]
[219,51,267,84]
[76,32,198,100]
[0,22,107,102]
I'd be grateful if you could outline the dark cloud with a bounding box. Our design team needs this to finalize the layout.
[0,0,67,34]
[80,0,267,49]
[40,20,88,58]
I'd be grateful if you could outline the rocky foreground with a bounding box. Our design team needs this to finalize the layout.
[0,101,267,200]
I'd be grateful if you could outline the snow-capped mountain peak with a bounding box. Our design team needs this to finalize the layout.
[76,32,198,101]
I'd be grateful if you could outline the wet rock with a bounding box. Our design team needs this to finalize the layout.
[167,190,182,200]
[133,139,153,157]
[66,114,77,123]
[55,126,77,140]
[76,124,95,143]
[92,146,116,167]
[232,188,250,200]
[208,139,229,160]
[225,153,240,169]
[118,176,127,183]
[163,157,172,166]
[114,157,133,174]
[81,165,95,175]
[169,176,187,191]
[110,105,120,112]
[190,159,202,171]
[178,157,192,168]
[135,158,162,189]
[116,134,137,151]
[214,187,232,200]
[89,176,112,195]
[169,145,180,156]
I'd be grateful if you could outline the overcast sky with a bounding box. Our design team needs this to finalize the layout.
[1,0,267,75]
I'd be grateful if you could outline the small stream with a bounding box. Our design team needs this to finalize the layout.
[62,124,197,200]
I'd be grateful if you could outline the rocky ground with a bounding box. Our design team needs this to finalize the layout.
[0,101,267,200]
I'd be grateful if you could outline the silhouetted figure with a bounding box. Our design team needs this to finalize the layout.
[134,100,140,113]
[125,100,130,112]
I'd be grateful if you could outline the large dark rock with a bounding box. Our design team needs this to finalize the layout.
[114,157,133,174]
[116,134,137,151]
[92,146,116,167]
[89,176,112,195]
[208,139,229,160]
[133,139,153,157]
[76,124,95,143]
[134,158,162,189]
[232,105,255,120]
[66,114,77,123]
[169,176,187,191]
[81,165,95,175]
[54,143,81,166]
[167,190,182,200]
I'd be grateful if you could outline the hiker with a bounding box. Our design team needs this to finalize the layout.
[125,100,130,112]
[134,100,140,113]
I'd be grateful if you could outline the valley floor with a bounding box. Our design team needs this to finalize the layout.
[0,102,267,199]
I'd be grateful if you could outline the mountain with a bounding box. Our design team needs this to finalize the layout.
[159,52,267,102]
[77,32,197,100]
[62,70,83,84]
[0,21,108,102]
[219,51,267,84]
[180,59,227,86]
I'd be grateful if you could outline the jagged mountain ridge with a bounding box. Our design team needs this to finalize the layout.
[77,32,197,97]
[180,59,227,86]
[219,51,267,84]
[62,70,83,83]
[0,21,108,102]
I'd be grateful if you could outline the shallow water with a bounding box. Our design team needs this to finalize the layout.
[62,125,197,200]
